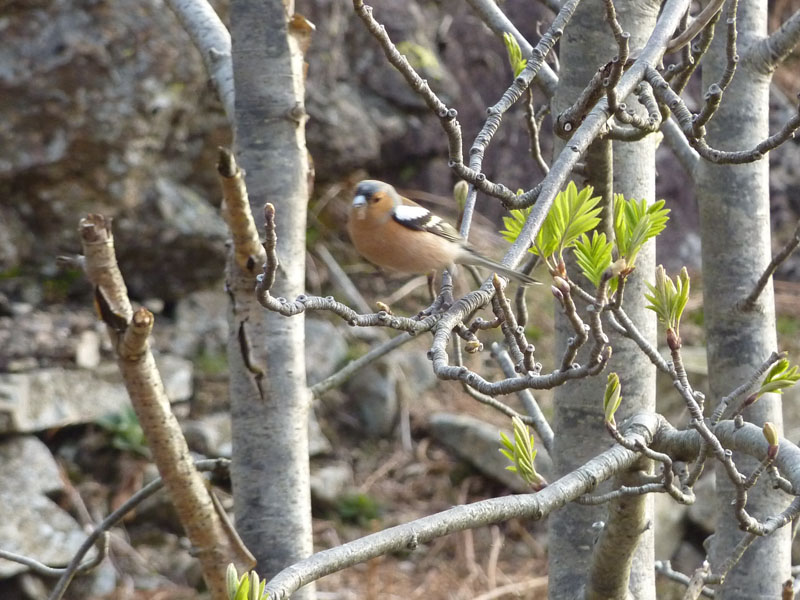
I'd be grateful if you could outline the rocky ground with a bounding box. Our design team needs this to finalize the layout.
[2,233,800,599]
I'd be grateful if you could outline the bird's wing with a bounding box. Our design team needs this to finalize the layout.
[392,202,463,244]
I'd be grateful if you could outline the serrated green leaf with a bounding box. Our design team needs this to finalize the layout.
[573,231,613,288]
[500,208,530,245]
[614,195,671,267]
[529,182,602,267]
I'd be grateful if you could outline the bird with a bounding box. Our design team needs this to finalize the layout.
[347,180,538,286]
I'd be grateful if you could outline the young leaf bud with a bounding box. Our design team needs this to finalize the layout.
[763,422,779,460]
[453,180,469,211]
[666,327,681,351]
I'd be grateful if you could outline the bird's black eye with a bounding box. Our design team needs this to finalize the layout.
[369,192,384,204]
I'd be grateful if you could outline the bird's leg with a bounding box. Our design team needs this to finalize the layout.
[427,271,436,303]
[417,270,454,318]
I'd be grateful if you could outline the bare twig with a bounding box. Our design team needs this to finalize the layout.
[311,333,416,397]
[218,147,266,274]
[646,66,800,164]
[738,222,800,311]
[491,344,554,455]
[45,459,231,600]
[314,243,372,314]
[463,0,559,97]
[691,0,739,138]
[654,561,714,598]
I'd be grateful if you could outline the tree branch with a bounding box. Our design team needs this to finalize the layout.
[738,221,800,311]
[263,414,663,599]
[761,8,800,70]
[164,0,235,126]
[78,215,252,599]
[463,0,559,97]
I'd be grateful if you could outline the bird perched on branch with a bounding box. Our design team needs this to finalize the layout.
[347,180,538,286]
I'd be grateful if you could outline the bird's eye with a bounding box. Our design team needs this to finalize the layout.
[369,192,384,204]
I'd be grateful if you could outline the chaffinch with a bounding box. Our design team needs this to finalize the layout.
[347,180,538,286]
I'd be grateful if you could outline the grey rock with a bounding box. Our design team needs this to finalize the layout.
[344,364,398,438]
[181,407,330,458]
[0,436,84,578]
[429,412,553,493]
[182,413,231,458]
[310,462,354,506]
[74,329,101,369]
[396,350,438,398]
[305,319,348,386]
[0,308,98,371]
[671,540,706,578]
[0,0,228,296]
[686,474,716,534]
[157,354,194,405]
[654,492,688,560]
[169,288,229,358]
[114,178,228,300]
[308,408,333,457]
[0,354,192,433]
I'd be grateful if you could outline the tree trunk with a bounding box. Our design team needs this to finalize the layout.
[699,1,791,597]
[228,1,315,597]
[549,1,659,598]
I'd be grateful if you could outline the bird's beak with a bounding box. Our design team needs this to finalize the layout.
[352,194,367,219]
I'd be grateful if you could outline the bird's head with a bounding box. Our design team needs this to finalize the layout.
[351,180,399,220]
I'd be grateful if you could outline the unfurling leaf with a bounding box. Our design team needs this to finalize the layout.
[503,32,527,77]
[574,231,613,288]
[763,422,780,460]
[644,265,690,338]
[751,358,800,403]
[226,564,268,600]
[614,195,670,267]
[499,416,543,489]
[603,372,622,426]
[454,180,469,212]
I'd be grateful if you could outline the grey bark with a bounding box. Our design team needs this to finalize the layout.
[698,1,792,597]
[606,3,661,596]
[549,1,659,598]
[228,1,315,596]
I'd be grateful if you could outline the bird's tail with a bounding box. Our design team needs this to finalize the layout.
[462,248,540,286]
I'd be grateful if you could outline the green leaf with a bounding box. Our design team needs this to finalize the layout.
[754,358,800,400]
[614,195,671,267]
[503,32,527,77]
[645,265,690,334]
[498,416,542,488]
[499,183,603,270]
[535,182,602,266]
[234,576,250,600]
[500,209,528,245]
[603,372,622,425]
[573,231,614,288]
